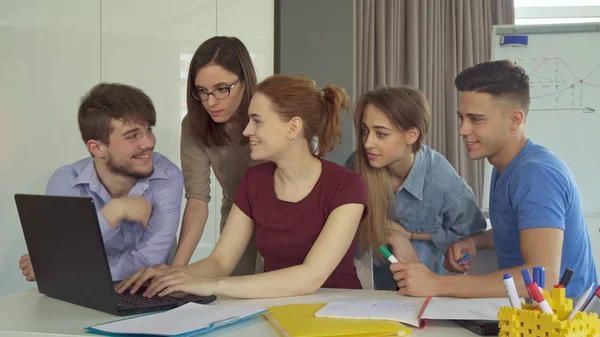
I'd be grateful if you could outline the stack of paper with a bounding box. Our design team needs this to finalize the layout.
[86,303,266,337]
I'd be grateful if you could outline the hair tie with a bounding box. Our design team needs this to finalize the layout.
[319,89,325,99]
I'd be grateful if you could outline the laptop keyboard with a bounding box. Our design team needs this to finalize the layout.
[116,291,178,306]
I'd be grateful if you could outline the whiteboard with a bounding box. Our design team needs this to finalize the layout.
[485,23,600,215]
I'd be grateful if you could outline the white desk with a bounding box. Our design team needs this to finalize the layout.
[0,288,480,337]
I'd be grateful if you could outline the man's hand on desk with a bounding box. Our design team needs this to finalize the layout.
[390,260,442,297]
[18,254,35,281]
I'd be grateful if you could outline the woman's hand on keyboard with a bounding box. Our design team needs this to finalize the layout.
[143,270,216,298]
[114,265,175,295]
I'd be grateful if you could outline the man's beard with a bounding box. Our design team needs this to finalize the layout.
[106,152,154,179]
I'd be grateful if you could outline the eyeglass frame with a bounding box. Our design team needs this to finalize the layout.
[191,77,242,101]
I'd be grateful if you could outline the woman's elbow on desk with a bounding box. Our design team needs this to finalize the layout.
[283,264,330,296]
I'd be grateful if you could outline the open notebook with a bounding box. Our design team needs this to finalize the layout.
[315,297,514,328]
[86,303,266,337]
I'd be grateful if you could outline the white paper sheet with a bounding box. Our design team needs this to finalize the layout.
[421,297,514,321]
[90,303,266,336]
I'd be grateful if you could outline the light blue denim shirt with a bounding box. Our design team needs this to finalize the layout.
[45,152,183,281]
[345,145,486,290]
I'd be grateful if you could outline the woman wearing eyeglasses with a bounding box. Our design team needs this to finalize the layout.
[171,36,260,275]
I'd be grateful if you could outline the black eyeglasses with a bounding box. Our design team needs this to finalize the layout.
[191,78,241,101]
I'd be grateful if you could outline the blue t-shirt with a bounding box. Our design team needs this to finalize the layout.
[346,145,487,290]
[490,139,597,297]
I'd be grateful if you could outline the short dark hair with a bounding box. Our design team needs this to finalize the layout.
[187,36,257,148]
[455,60,530,113]
[78,83,156,145]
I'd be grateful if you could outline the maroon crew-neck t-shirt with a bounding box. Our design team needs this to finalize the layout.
[233,158,368,289]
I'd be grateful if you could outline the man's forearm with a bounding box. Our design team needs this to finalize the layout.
[439,264,532,298]
[101,199,124,228]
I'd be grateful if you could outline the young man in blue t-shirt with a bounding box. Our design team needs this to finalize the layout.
[390,60,597,298]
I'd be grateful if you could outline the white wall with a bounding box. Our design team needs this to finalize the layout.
[0,0,273,296]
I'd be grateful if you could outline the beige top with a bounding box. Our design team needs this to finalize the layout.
[180,115,256,204]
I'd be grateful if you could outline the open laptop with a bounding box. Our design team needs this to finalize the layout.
[14,194,216,316]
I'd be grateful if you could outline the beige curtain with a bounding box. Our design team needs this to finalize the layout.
[354,0,514,206]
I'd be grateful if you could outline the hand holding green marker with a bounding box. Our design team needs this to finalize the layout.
[379,245,399,263]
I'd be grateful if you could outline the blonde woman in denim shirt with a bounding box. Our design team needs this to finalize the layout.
[345,86,487,291]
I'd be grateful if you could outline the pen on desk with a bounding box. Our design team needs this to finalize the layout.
[567,283,595,319]
[379,245,399,263]
[559,268,574,287]
[522,268,553,314]
[503,274,523,309]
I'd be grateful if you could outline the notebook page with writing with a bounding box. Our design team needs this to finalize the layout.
[420,297,514,321]
[88,303,266,336]
[314,297,427,328]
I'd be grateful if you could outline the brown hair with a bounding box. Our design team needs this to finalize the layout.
[256,74,349,157]
[187,36,258,148]
[455,60,530,115]
[353,86,431,255]
[78,82,156,145]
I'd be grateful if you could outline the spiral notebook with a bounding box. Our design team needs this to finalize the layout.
[86,302,266,337]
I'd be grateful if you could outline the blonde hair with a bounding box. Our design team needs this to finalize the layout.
[354,86,431,257]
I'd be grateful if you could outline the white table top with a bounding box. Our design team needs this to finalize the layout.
[0,288,480,337]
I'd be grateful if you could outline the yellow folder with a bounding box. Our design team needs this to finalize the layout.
[265,303,411,337]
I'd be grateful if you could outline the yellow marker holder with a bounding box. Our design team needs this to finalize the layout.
[497,287,600,337]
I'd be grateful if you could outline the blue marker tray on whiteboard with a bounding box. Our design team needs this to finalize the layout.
[500,35,528,46]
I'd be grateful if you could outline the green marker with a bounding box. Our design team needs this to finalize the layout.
[379,245,399,263]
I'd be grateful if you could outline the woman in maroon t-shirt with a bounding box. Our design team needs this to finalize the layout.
[118,74,368,299]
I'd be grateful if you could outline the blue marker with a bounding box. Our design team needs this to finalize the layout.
[458,252,471,265]
[533,266,546,289]
[521,268,535,305]
[521,268,533,286]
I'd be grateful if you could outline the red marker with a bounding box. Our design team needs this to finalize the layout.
[522,268,553,314]
[528,283,553,314]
